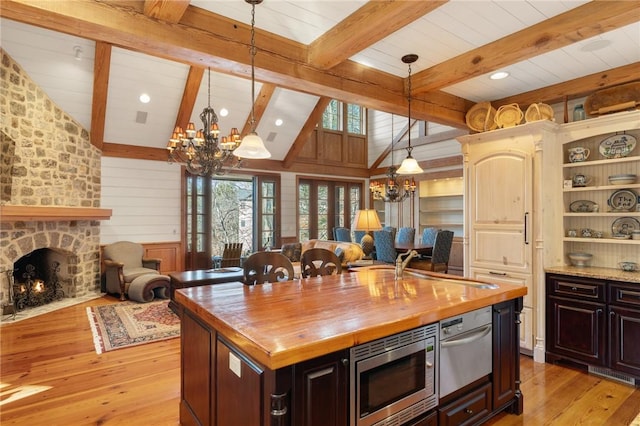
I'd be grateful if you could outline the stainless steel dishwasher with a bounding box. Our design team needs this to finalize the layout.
[439,306,493,398]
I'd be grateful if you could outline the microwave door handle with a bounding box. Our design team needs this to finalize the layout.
[440,325,492,348]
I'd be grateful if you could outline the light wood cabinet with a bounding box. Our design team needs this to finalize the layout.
[458,124,560,356]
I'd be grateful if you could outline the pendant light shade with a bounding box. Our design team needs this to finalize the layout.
[397,154,423,174]
[234,132,271,159]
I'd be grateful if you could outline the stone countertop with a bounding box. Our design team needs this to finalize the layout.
[545,265,640,283]
[176,267,526,370]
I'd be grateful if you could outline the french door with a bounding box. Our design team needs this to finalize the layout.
[184,171,280,270]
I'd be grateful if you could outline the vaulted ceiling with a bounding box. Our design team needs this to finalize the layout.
[1,0,639,174]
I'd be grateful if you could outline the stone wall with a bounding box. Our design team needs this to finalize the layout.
[0,48,103,305]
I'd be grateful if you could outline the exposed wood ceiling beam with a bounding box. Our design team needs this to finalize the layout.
[1,0,468,128]
[495,63,640,108]
[240,83,276,138]
[308,1,448,70]
[282,97,332,168]
[175,66,204,131]
[411,1,640,94]
[90,42,111,150]
[143,0,190,24]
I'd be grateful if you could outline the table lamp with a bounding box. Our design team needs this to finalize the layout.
[353,209,383,258]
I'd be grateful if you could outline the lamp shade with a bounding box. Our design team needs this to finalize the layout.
[353,209,383,231]
[396,154,423,174]
[234,132,271,159]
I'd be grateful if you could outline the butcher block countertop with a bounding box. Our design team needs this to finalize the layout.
[175,267,527,370]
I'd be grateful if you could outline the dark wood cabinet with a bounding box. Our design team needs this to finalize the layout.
[609,283,640,378]
[438,382,492,426]
[546,274,607,366]
[216,338,265,425]
[546,274,640,382]
[292,350,349,426]
[492,299,523,413]
[180,310,214,426]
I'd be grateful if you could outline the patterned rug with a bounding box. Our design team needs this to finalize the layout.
[86,300,180,354]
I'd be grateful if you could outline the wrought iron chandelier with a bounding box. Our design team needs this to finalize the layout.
[167,68,242,176]
[369,114,417,203]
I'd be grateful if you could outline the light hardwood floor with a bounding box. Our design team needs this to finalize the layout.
[1,296,639,425]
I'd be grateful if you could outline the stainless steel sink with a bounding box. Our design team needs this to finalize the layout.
[444,280,499,290]
[403,271,499,289]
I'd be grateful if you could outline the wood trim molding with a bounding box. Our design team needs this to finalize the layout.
[0,206,112,222]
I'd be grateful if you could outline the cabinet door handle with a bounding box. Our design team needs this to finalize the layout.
[610,311,616,317]
[596,308,603,315]
[489,271,507,276]
[524,212,529,245]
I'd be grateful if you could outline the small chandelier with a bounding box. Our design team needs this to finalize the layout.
[167,68,242,176]
[370,114,417,203]
[233,0,271,159]
[397,54,424,175]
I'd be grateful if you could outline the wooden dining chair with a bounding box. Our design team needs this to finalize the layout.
[220,243,243,267]
[300,248,342,278]
[242,251,295,285]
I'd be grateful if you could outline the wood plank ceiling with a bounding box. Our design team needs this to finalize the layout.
[1,0,639,177]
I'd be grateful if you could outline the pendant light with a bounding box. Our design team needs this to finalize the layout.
[397,54,424,175]
[234,0,271,159]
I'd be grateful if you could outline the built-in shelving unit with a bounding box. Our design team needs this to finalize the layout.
[560,111,640,268]
[418,177,464,237]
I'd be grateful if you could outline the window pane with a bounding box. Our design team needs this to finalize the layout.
[347,103,364,135]
[322,99,341,130]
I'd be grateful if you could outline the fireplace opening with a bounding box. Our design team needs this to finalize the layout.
[10,248,71,311]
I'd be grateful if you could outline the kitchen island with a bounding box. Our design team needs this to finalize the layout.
[175,266,527,426]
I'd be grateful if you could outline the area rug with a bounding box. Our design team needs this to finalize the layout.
[86,300,180,354]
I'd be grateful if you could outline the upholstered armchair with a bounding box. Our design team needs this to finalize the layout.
[103,241,162,301]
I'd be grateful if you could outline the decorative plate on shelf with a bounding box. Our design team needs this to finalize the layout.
[599,134,636,159]
[608,189,638,211]
[611,217,640,236]
[569,200,597,212]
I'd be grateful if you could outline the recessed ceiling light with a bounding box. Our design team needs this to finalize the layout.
[490,71,510,80]
[275,118,283,126]
[139,93,150,104]
[580,39,612,52]
[219,108,229,117]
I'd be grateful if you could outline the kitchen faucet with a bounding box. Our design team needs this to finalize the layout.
[395,250,418,279]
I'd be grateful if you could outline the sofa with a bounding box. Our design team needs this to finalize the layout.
[281,239,364,272]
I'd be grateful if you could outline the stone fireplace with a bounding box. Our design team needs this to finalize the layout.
[1,48,110,314]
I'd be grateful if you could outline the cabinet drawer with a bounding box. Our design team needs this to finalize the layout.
[547,274,605,302]
[610,283,640,308]
[438,382,491,426]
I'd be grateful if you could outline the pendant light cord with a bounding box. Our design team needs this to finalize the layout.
[250,3,257,132]
[407,61,413,156]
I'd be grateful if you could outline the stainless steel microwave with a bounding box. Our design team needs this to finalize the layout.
[349,323,438,426]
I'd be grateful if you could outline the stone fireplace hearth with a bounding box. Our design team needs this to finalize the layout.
[1,49,111,318]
